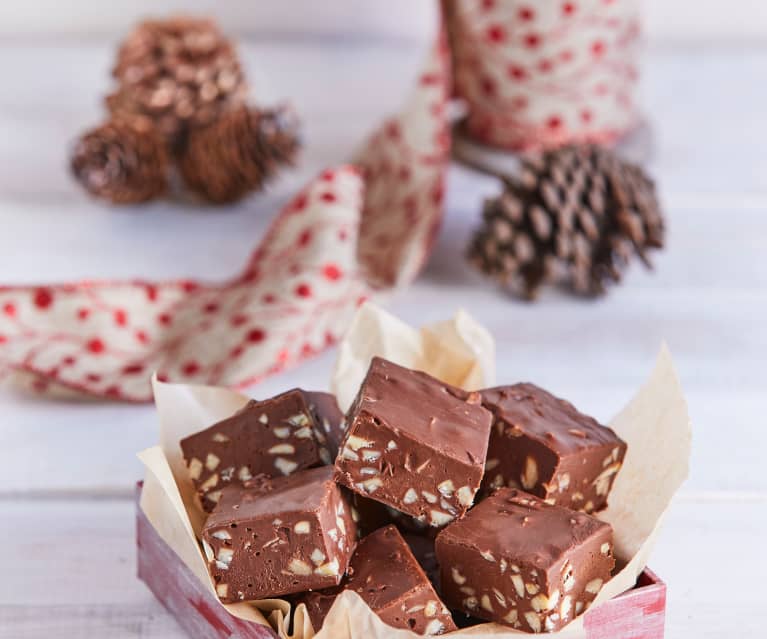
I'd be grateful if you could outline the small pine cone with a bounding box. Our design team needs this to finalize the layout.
[70,118,168,204]
[179,105,300,204]
[107,16,247,151]
[467,145,664,299]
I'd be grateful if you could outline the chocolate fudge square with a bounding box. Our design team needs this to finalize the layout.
[202,466,357,602]
[435,488,615,633]
[480,384,626,513]
[299,525,456,635]
[335,357,492,527]
[181,388,344,511]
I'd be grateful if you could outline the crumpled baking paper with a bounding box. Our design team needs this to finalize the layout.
[139,302,691,639]
[331,301,494,411]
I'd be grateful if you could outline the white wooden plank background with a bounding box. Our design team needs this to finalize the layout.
[1,33,766,639]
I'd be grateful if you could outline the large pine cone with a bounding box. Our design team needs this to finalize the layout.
[70,118,168,204]
[467,145,664,299]
[106,17,247,152]
[179,105,300,204]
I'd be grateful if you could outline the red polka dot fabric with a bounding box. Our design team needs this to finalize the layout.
[0,33,451,402]
[446,0,640,150]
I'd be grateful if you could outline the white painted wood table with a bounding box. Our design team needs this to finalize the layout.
[1,36,766,639]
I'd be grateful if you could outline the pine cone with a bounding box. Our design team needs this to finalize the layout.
[467,145,664,299]
[70,118,168,204]
[179,105,300,204]
[106,16,247,152]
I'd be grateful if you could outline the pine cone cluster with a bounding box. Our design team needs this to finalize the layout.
[70,16,300,206]
[70,118,168,204]
[468,145,664,299]
[107,16,247,152]
[181,106,300,204]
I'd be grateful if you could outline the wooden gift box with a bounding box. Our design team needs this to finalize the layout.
[136,485,667,639]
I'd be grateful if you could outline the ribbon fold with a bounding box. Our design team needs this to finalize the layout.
[0,31,451,402]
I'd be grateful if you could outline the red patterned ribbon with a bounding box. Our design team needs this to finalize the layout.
[445,0,640,150]
[0,32,450,402]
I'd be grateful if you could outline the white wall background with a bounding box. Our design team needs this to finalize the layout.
[0,0,765,42]
[0,1,437,40]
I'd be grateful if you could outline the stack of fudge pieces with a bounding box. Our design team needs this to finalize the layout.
[181,358,626,635]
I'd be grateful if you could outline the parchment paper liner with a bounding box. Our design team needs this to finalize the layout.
[138,302,691,638]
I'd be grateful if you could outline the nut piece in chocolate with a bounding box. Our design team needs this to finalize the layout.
[181,389,344,510]
[202,466,357,602]
[299,525,457,635]
[481,384,626,513]
[435,488,615,633]
[335,357,492,527]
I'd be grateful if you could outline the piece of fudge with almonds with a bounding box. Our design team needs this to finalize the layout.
[435,488,615,633]
[334,357,492,528]
[480,383,626,513]
[298,525,457,635]
[181,389,344,511]
[202,466,357,602]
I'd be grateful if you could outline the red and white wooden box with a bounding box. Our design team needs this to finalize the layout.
[136,485,666,639]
